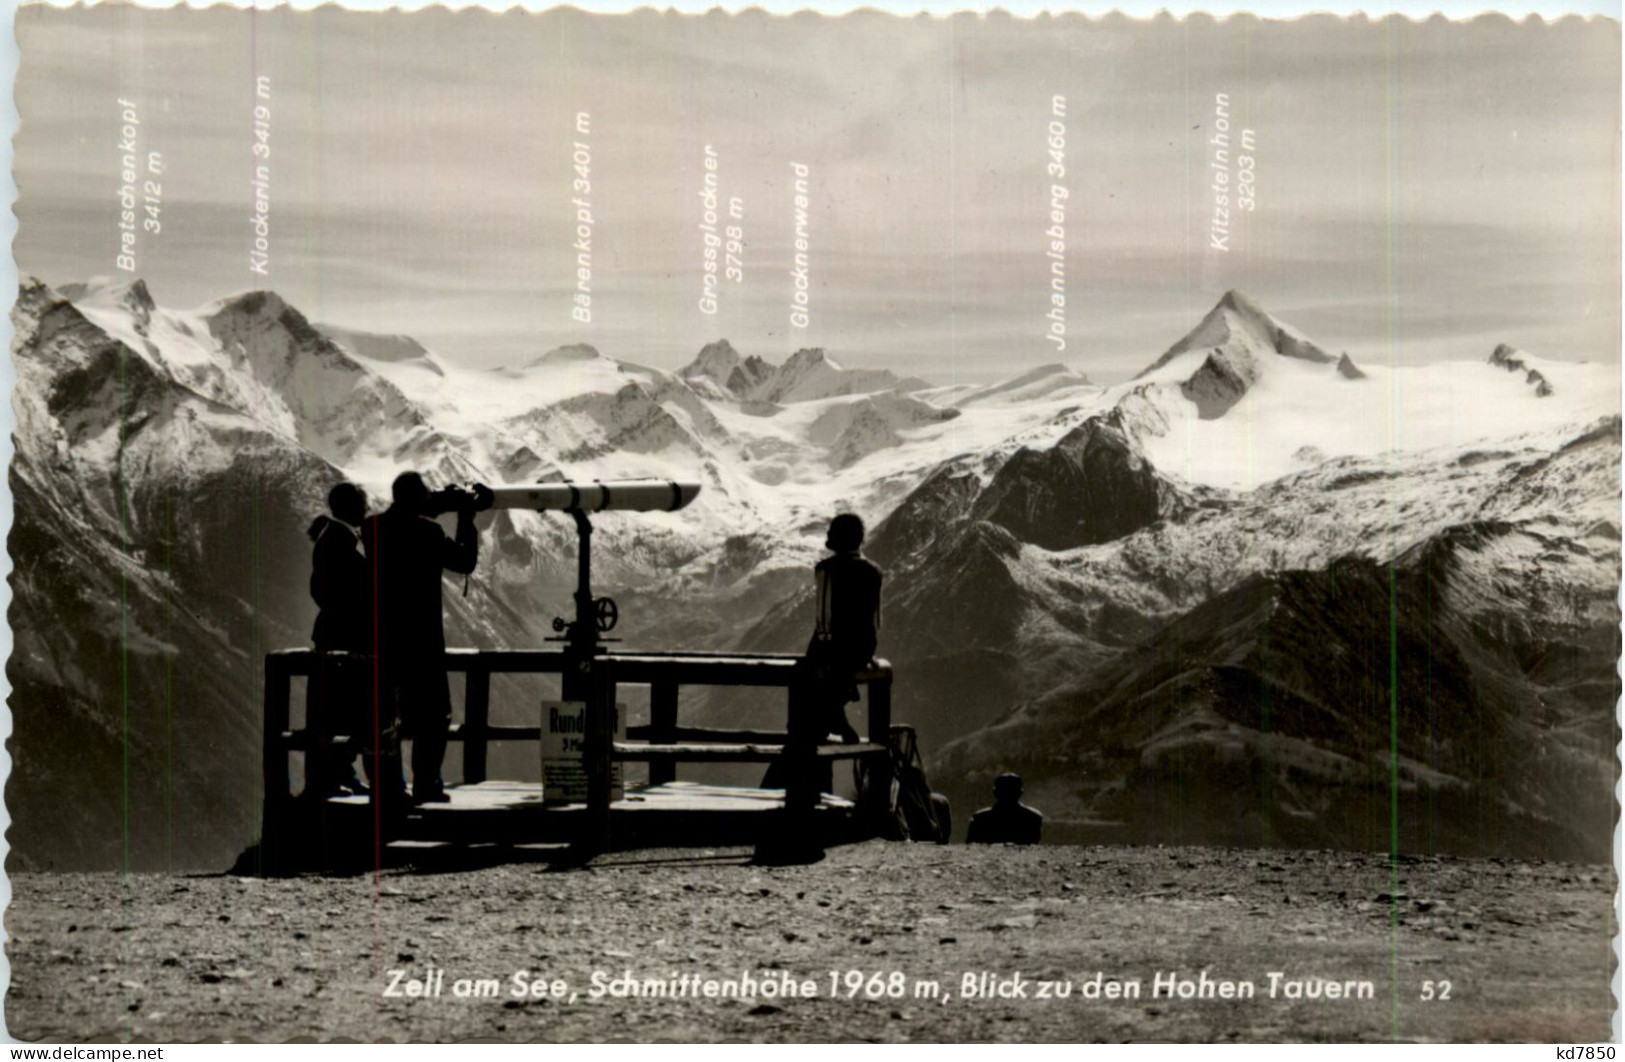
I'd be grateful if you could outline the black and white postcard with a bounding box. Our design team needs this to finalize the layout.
[3,2,1620,1044]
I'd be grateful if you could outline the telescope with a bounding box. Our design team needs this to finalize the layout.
[487,480,700,514]
[491,479,703,654]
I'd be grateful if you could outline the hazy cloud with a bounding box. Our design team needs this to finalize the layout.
[15,6,1620,384]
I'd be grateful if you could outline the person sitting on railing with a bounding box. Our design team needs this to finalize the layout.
[761,512,885,828]
[306,482,373,798]
[763,512,884,800]
[804,511,884,744]
[362,472,492,807]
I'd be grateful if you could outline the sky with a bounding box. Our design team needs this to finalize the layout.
[13,6,1621,385]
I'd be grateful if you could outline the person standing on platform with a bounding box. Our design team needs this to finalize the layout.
[362,472,489,807]
[305,482,372,797]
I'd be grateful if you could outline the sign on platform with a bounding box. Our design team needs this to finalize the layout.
[540,700,625,803]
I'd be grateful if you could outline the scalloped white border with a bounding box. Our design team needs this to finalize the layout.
[3,0,1624,15]
[0,0,1617,1048]
[1,0,19,1045]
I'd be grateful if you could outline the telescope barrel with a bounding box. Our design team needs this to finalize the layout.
[486,480,701,513]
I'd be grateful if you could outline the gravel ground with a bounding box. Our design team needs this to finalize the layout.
[6,841,1615,1043]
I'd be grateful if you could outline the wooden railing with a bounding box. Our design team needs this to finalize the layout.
[262,648,893,851]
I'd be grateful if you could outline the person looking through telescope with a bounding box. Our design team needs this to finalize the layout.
[362,471,493,807]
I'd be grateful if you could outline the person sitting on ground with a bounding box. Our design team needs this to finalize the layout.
[965,772,1044,845]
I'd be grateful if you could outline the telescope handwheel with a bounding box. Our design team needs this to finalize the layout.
[594,596,619,633]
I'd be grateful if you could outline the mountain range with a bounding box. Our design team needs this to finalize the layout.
[8,279,1618,868]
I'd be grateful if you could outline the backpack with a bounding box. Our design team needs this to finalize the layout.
[857,725,952,844]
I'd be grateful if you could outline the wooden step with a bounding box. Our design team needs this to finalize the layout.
[280,731,888,758]
[611,741,886,762]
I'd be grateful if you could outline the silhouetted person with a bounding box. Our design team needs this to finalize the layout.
[764,513,885,810]
[966,773,1043,845]
[362,472,484,806]
[805,512,883,744]
[306,482,371,797]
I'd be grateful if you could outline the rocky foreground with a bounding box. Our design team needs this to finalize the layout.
[6,841,1614,1043]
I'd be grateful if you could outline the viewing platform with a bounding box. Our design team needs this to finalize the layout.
[261,647,897,868]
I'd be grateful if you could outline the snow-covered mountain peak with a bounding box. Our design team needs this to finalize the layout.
[320,325,447,378]
[957,362,1095,407]
[1208,287,1277,343]
[53,277,159,343]
[1087,293,1621,492]
[1123,292,1350,422]
[202,288,292,323]
[323,326,429,362]
[16,273,50,317]
[784,346,839,372]
[673,340,935,406]
[1008,362,1075,385]
[678,340,776,400]
[747,346,926,404]
[57,275,156,320]
[526,342,605,368]
[681,339,743,380]
[755,347,840,400]
[1142,289,1262,368]
[1489,343,1555,397]
[803,391,963,469]
[1139,290,1337,380]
